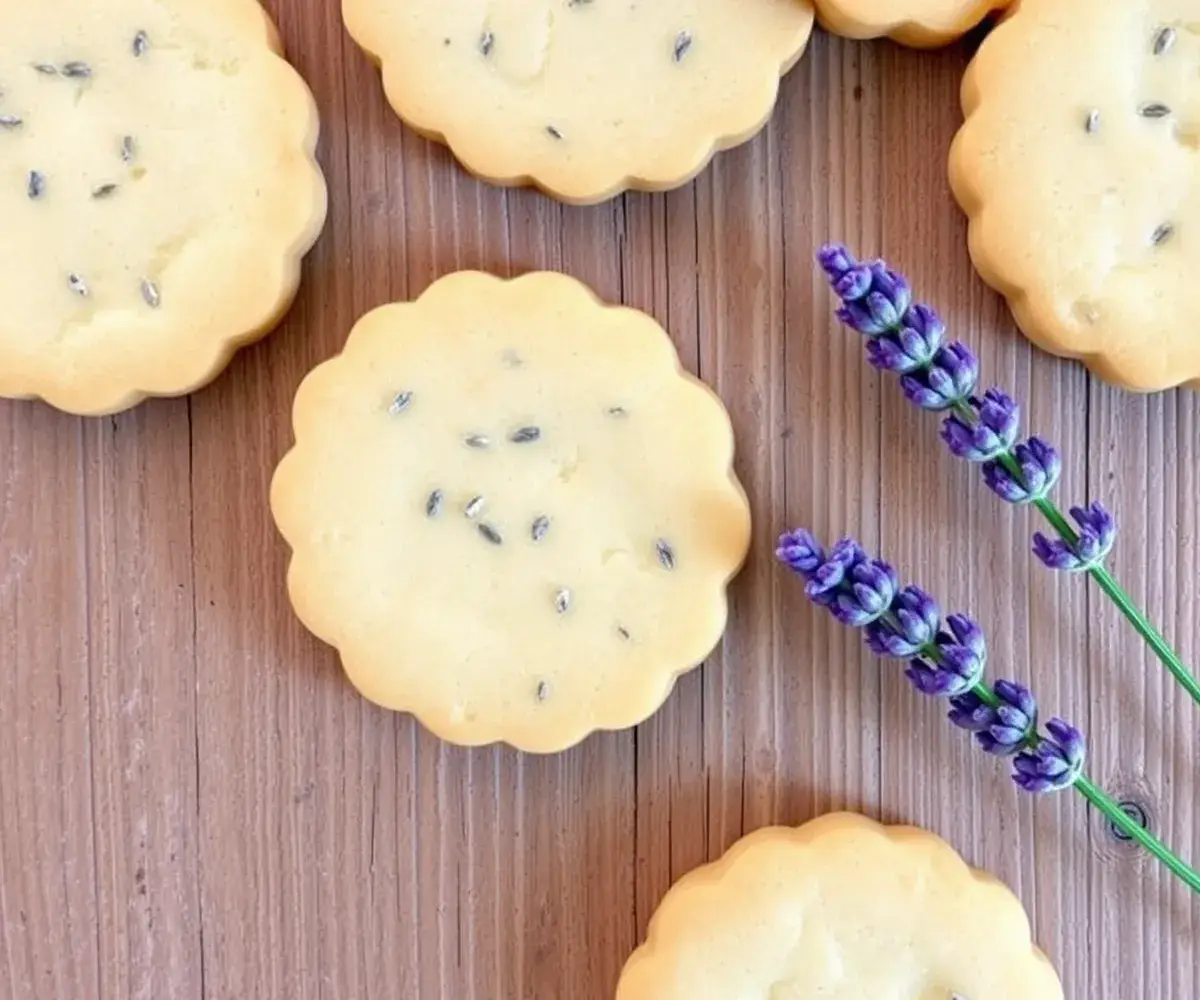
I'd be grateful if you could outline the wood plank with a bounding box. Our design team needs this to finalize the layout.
[0,8,1196,1000]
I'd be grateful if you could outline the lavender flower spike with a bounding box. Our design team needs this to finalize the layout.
[1033,502,1117,572]
[949,679,1038,756]
[1013,718,1086,794]
[983,437,1061,505]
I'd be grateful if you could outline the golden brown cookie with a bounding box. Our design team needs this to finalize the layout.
[814,0,1008,46]
[950,0,1200,391]
[0,0,327,416]
[270,271,751,753]
[617,812,1064,1000]
[342,0,816,204]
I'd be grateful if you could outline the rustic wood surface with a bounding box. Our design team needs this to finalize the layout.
[1,7,1197,999]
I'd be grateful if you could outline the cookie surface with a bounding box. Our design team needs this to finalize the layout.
[815,0,1006,46]
[270,271,751,753]
[616,812,1064,1000]
[341,0,816,204]
[950,0,1200,391]
[0,0,327,416]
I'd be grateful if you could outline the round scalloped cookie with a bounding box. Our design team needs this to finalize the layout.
[0,0,327,416]
[950,0,1200,392]
[270,271,751,753]
[814,0,1008,46]
[616,813,1064,1000]
[341,0,815,205]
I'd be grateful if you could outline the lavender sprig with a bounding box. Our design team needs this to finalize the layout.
[816,244,1200,711]
[778,529,1200,894]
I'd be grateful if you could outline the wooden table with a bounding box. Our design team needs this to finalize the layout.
[2,7,1196,998]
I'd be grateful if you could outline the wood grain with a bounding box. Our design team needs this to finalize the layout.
[1,7,1196,999]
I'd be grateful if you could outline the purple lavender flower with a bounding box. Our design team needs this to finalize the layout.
[1013,718,1086,794]
[949,679,1038,755]
[905,613,987,698]
[940,389,1020,462]
[1032,502,1117,572]
[792,538,898,626]
[899,343,979,411]
[776,529,825,577]
[865,586,940,657]
[983,437,1061,505]
[864,304,945,374]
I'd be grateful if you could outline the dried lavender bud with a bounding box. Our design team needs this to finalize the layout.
[1151,222,1175,246]
[535,681,550,702]
[1084,108,1100,133]
[545,125,563,140]
[530,515,550,542]
[121,135,136,163]
[132,31,149,57]
[949,679,1037,755]
[0,115,23,129]
[1138,102,1171,118]
[464,495,485,519]
[140,279,160,308]
[464,433,490,449]
[905,613,986,698]
[27,170,45,200]
[1153,26,1176,55]
[673,31,693,62]
[33,63,58,75]
[655,539,676,570]
[388,390,413,415]
[425,489,444,518]
[616,625,631,641]
[606,406,628,418]
[479,31,494,56]
[91,183,118,199]
[478,522,503,545]
[61,61,92,78]
[865,586,940,657]
[554,588,571,613]
[940,388,1020,462]
[1013,719,1086,794]
[1033,502,1116,572]
[982,437,1061,505]
[509,426,541,443]
[67,273,89,297]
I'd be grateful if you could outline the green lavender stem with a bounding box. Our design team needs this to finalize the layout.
[963,679,1200,896]
[951,401,1200,711]
[901,623,1200,897]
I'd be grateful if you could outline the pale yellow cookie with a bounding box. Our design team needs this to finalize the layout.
[270,271,751,753]
[341,0,816,205]
[0,0,327,416]
[950,0,1200,392]
[616,812,1064,1000]
[815,0,1007,46]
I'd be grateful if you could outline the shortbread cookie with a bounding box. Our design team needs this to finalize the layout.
[617,813,1064,1000]
[341,0,816,204]
[815,0,1006,46]
[950,0,1200,391]
[0,0,327,416]
[270,271,751,753]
